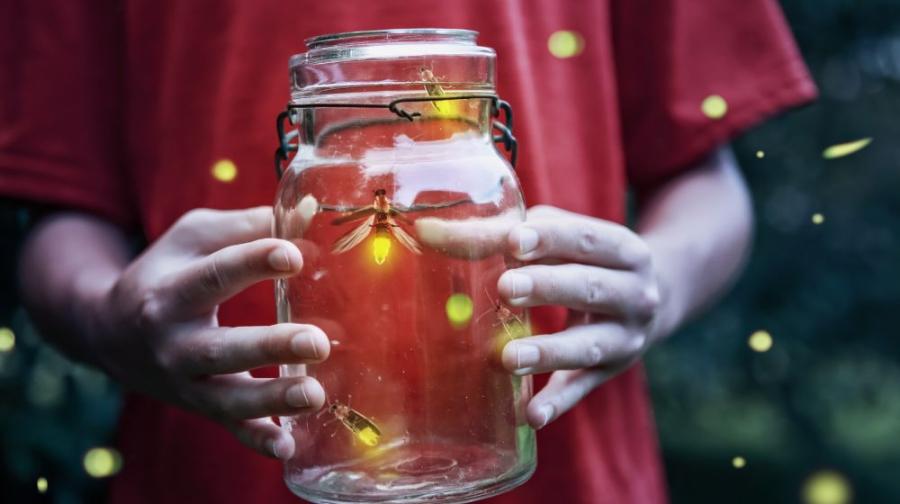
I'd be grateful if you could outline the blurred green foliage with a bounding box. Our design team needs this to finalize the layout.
[1,0,899,502]
[0,206,121,503]
[647,1,900,502]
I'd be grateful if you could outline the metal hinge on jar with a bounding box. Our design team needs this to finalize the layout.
[273,95,517,179]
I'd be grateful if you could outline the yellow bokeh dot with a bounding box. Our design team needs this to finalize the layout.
[803,470,852,504]
[812,213,825,225]
[748,330,773,352]
[822,138,872,160]
[446,293,474,328]
[211,159,238,183]
[732,456,746,469]
[548,30,585,58]
[0,327,14,352]
[83,447,123,478]
[756,150,765,159]
[701,95,729,119]
[36,477,48,493]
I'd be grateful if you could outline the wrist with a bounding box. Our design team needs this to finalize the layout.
[70,267,121,370]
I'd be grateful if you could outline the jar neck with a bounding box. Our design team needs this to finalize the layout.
[290,29,495,105]
[287,29,501,163]
[297,98,496,161]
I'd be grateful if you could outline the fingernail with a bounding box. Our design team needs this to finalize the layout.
[269,438,281,459]
[272,435,293,460]
[515,226,539,257]
[291,329,325,359]
[268,247,293,272]
[515,344,540,369]
[499,272,533,302]
[285,383,311,408]
[536,404,555,429]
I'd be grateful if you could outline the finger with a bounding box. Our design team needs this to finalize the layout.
[507,214,651,270]
[228,417,296,460]
[498,264,658,319]
[415,209,519,259]
[526,369,610,429]
[195,374,326,420]
[173,324,330,376]
[501,322,644,375]
[167,207,275,253]
[163,238,302,317]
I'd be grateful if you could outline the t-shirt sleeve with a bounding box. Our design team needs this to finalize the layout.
[612,0,818,190]
[0,0,135,227]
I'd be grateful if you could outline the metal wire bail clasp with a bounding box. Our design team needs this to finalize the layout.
[274,107,300,180]
[273,96,519,179]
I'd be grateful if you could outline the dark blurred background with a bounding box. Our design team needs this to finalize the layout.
[2,1,899,502]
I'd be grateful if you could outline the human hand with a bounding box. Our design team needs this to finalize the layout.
[86,207,329,460]
[497,205,664,429]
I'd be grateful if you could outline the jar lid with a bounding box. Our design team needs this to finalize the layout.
[289,28,496,103]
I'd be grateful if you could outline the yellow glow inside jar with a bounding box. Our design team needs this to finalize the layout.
[372,235,392,265]
[356,426,381,447]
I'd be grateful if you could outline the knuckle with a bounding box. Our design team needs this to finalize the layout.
[178,208,214,229]
[576,226,600,256]
[620,235,652,268]
[584,273,608,306]
[633,286,660,322]
[198,333,226,370]
[630,332,649,353]
[153,343,182,374]
[527,205,562,220]
[136,289,166,329]
[584,341,605,367]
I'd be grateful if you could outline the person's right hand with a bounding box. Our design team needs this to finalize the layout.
[85,207,329,460]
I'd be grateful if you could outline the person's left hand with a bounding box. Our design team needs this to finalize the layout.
[498,205,665,429]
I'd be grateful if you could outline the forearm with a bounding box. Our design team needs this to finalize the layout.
[18,212,131,366]
[636,147,753,339]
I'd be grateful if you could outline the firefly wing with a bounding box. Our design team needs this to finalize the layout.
[387,218,422,255]
[319,203,363,213]
[332,215,375,254]
[331,206,377,225]
[392,197,473,213]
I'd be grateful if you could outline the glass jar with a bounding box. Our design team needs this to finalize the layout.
[273,29,534,503]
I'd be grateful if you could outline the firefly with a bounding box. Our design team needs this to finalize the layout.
[319,189,472,264]
[419,66,446,112]
[323,400,382,447]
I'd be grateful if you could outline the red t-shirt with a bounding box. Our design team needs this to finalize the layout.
[0,1,815,502]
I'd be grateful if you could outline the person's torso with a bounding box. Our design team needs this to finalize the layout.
[111,1,666,503]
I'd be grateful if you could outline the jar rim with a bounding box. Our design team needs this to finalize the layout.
[306,28,479,48]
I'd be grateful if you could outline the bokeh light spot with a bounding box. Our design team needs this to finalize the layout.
[756,150,766,159]
[748,330,773,352]
[0,327,14,352]
[36,477,48,493]
[211,159,238,182]
[812,213,825,225]
[548,30,585,58]
[701,95,728,119]
[83,447,123,478]
[446,293,474,328]
[732,456,746,468]
[803,470,852,504]
[822,138,872,159]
